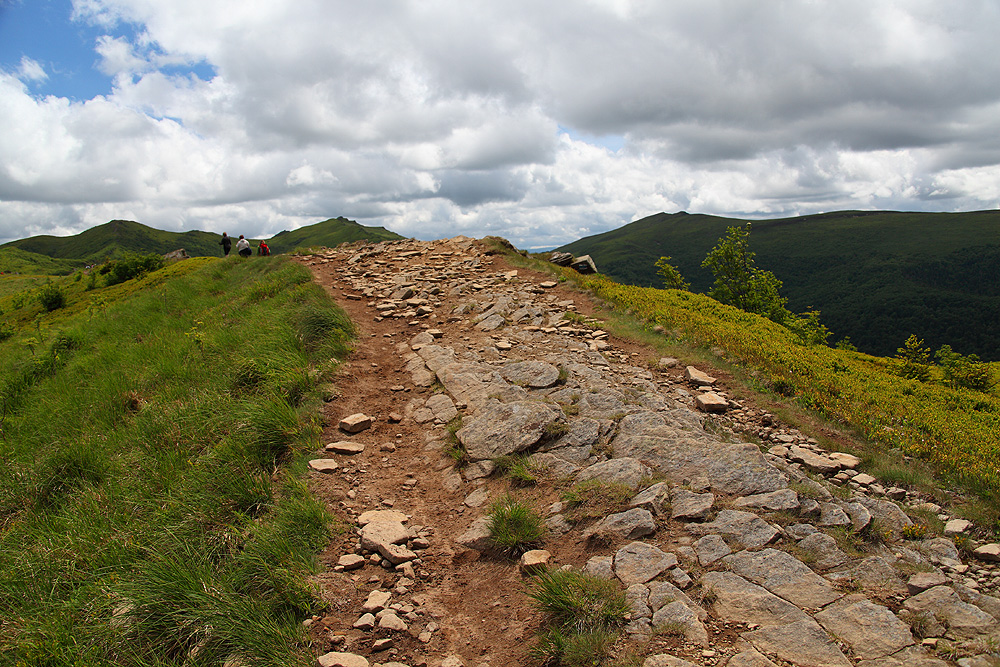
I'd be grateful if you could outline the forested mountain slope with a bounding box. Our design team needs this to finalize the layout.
[558,210,1000,360]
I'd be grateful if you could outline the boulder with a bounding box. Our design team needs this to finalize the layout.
[456,401,560,460]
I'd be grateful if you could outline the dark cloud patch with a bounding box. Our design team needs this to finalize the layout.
[435,170,529,208]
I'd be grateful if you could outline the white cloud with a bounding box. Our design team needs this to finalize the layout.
[1,0,999,248]
[17,56,48,82]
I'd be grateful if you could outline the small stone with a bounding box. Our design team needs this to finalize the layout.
[519,549,552,575]
[362,590,391,613]
[339,413,372,433]
[973,543,1000,562]
[695,392,728,413]
[908,571,949,595]
[670,489,715,521]
[326,441,365,455]
[684,366,716,386]
[338,554,366,570]
[943,519,971,536]
[353,613,376,630]
[371,638,394,651]
[308,459,340,473]
[317,652,370,667]
[378,613,408,632]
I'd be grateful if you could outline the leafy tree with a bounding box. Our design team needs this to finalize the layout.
[786,309,831,346]
[654,256,689,291]
[701,224,789,323]
[835,336,857,351]
[896,334,931,381]
[935,345,993,392]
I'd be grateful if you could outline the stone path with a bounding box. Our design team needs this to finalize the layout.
[299,237,1000,667]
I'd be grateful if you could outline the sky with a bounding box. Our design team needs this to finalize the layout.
[1,0,999,249]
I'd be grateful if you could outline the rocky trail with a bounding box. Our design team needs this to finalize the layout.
[294,237,1000,667]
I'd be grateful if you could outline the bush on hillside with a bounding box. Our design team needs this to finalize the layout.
[105,252,165,286]
[935,345,994,392]
[37,282,66,311]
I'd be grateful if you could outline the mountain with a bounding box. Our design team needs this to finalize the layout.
[264,216,403,254]
[557,210,1000,361]
[0,217,405,273]
[2,220,222,264]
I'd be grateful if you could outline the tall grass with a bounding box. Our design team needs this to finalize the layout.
[0,256,353,665]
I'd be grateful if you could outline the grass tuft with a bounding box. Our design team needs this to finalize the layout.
[486,495,545,556]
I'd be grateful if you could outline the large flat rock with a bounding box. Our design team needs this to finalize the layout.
[815,595,914,661]
[613,541,678,585]
[613,425,787,495]
[686,510,780,550]
[721,548,842,609]
[742,618,851,667]
[904,585,999,639]
[701,571,810,627]
[456,400,560,460]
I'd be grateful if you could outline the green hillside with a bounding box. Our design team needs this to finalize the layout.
[558,210,1000,360]
[0,217,405,272]
[264,216,404,254]
[0,246,85,276]
[3,219,223,262]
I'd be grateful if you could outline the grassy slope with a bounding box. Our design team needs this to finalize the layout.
[0,256,353,665]
[0,246,86,276]
[557,210,1000,360]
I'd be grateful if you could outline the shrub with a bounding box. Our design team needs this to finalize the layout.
[37,282,66,311]
[105,252,165,286]
[935,345,993,392]
[486,495,544,556]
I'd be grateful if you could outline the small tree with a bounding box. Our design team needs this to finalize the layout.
[896,335,931,381]
[701,224,789,323]
[935,345,993,392]
[654,256,690,291]
[786,309,831,346]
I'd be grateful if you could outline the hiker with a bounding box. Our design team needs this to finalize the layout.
[236,235,252,258]
[258,240,271,256]
[219,232,232,256]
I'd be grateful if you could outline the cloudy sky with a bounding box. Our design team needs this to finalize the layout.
[2,0,999,249]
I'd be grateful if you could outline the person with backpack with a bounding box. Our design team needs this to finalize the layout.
[236,235,252,258]
[219,232,232,256]
[258,240,271,256]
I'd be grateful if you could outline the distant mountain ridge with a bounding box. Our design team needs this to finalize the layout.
[557,210,1000,361]
[0,217,405,273]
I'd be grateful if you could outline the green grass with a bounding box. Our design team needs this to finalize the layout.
[527,569,628,666]
[486,495,545,556]
[0,256,354,665]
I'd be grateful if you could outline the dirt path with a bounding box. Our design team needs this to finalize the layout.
[293,238,1000,667]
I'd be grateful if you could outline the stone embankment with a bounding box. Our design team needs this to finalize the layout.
[299,237,1000,667]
